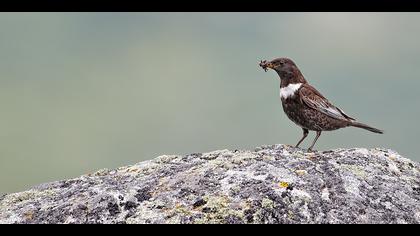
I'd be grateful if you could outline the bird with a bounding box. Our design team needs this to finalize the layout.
[259,57,383,151]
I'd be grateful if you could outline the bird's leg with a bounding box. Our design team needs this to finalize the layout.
[295,128,309,148]
[308,131,322,151]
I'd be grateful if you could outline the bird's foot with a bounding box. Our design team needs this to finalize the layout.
[286,144,298,149]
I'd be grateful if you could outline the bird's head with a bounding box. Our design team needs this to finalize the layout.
[259,57,297,74]
[259,57,306,84]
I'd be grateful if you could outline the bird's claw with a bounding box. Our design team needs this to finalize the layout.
[307,148,317,153]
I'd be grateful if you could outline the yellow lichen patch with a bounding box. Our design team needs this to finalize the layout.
[388,154,398,161]
[125,166,141,173]
[292,152,305,159]
[279,181,289,188]
[262,155,276,161]
[243,199,254,209]
[204,195,230,209]
[261,198,275,209]
[288,210,295,219]
[158,203,191,222]
[23,211,34,221]
[192,195,245,224]
[341,164,368,179]
[4,189,56,205]
[173,203,192,216]
[153,177,171,194]
[295,170,307,176]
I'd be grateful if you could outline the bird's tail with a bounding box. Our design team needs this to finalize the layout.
[350,121,383,134]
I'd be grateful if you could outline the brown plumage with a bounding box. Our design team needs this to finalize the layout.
[259,57,383,151]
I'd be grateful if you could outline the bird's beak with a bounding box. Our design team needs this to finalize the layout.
[259,60,274,72]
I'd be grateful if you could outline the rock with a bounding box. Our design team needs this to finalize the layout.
[0,144,419,224]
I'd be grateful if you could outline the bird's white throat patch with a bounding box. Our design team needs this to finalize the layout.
[280,83,302,99]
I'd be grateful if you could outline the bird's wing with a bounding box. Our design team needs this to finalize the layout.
[299,84,355,121]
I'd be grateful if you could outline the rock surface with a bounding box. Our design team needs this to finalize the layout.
[0,144,419,224]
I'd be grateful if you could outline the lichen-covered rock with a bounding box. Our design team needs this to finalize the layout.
[0,144,419,224]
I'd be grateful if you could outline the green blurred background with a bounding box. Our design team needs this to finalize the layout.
[0,12,419,194]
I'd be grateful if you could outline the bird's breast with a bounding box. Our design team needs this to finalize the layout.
[280,83,302,100]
